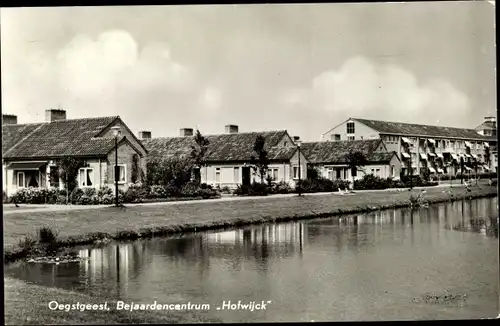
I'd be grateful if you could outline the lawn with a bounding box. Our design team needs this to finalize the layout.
[4,184,497,251]
[4,277,215,325]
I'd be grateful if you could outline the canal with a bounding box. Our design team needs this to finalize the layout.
[5,197,499,322]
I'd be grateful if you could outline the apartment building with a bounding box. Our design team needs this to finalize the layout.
[322,117,497,176]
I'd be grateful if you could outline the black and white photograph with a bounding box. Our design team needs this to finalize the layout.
[1,2,498,324]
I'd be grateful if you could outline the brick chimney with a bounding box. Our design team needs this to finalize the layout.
[138,131,152,139]
[180,128,194,137]
[2,114,18,125]
[225,124,238,134]
[45,109,66,122]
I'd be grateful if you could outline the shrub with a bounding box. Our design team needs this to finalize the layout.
[200,183,212,190]
[270,181,292,194]
[38,226,58,244]
[198,188,219,199]
[69,188,84,204]
[124,188,143,203]
[3,191,7,203]
[234,182,269,196]
[100,194,114,205]
[18,236,37,254]
[181,181,201,197]
[298,178,350,193]
[55,195,68,204]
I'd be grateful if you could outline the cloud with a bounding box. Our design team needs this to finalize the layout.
[281,56,470,125]
[198,86,222,112]
[57,30,193,99]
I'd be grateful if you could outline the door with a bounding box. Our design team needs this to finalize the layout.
[242,167,251,186]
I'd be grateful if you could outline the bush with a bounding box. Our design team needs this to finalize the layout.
[234,182,269,196]
[298,178,351,193]
[69,188,84,204]
[200,183,212,190]
[38,226,58,244]
[269,181,292,194]
[181,181,201,197]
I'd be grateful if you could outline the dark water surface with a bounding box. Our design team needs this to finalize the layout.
[6,198,499,322]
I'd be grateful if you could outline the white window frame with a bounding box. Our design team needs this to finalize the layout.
[327,167,333,180]
[17,172,26,188]
[390,165,395,177]
[267,168,279,181]
[233,167,239,183]
[215,168,221,183]
[116,164,127,184]
[347,136,355,141]
[293,166,302,180]
[79,167,95,188]
[346,122,355,134]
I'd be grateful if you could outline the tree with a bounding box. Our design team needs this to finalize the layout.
[55,157,88,204]
[250,135,270,183]
[190,129,210,184]
[485,146,491,168]
[345,150,368,180]
[146,157,193,188]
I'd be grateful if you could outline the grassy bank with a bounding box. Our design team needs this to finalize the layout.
[4,185,497,263]
[4,277,215,325]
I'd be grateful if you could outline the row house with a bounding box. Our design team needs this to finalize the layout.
[322,117,497,176]
[301,139,402,182]
[2,110,148,197]
[140,125,308,189]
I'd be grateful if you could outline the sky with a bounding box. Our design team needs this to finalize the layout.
[1,2,496,141]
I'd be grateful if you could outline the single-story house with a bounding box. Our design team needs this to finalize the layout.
[2,110,148,197]
[300,139,402,182]
[140,125,308,189]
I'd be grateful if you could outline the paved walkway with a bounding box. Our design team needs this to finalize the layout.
[2,182,470,215]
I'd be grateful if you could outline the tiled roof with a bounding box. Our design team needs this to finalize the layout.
[367,152,397,163]
[353,118,496,141]
[142,130,294,162]
[2,123,45,154]
[2,116,121,159]
[301,139,385,164]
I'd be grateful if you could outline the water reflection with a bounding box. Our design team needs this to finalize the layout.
[5,197,498,322]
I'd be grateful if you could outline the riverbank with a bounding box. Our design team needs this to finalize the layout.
[3,277,215,325]
[4,184,497,263]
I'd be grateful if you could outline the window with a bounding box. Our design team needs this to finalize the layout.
[390,165,395,177]
[327,168,333,180]
[267,168,279,181]
[233,167,240,182]
[112,165,126,184]
[351,167,357,177]
[336,169,341,179]
[334,134,341,141]
[360,136,364,140]
[293,166,302,179]
[376,168,380,177]
[17,172,25,188]
[215,168,221,183]
[371,169,375,174]
[346,122,355,134]
[348,136,355,141]
[79,168,94,187]
[284,141,288,147]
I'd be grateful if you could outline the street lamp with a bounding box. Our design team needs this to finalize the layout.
[111,126,121,207]
[296,140,302,196]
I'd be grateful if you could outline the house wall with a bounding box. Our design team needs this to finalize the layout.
[323,118,381,141]
[106,141,142,191]
[98,118,148,180]
[200,151,308,189]
[311,156,401,185]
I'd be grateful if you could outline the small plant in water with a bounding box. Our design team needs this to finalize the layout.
[38,226,58,244]
[18,236,37,253]
[408,192,428,208]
